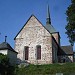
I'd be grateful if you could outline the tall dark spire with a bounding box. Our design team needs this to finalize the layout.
[45,5,56,33]
[46,4,51,25]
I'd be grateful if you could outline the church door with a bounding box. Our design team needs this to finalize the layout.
[25,46,29,60]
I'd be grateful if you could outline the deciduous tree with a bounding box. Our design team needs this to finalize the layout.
[65,0,75,46]
[0,53,15,75]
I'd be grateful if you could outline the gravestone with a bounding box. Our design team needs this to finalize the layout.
[56,73,63,75]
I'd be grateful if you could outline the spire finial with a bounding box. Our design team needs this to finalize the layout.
[5,36,7,42]
[46,4,51,25]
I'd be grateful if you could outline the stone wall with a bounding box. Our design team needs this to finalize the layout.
[68,55,73,62]
[0,49,7,55]
[8,50,17,65]
[52,37,58,63]
[52,33,60,45]
[15,15,53,64]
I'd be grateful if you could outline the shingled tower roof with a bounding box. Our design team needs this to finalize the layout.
[45,5,57,33]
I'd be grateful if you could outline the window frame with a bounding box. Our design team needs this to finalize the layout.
[36,45,41,60]
[24,46,29,60]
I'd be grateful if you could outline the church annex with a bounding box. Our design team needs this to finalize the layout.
[14,5,73,64]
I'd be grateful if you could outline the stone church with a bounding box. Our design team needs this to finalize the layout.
[14,5,73,64]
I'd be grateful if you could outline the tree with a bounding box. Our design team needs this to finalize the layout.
[0,53,15,75]
[65,0,75,46]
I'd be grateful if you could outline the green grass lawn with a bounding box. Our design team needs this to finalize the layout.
[15,63,75,75]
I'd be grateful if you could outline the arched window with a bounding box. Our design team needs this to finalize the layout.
[36,45,41,60]
[24,46,29,60]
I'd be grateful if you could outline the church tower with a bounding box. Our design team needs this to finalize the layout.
[45,5,60,45]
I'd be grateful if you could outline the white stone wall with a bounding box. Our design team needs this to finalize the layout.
[0,50,7,55]
[15,16,53,64]
[68,55,73,62]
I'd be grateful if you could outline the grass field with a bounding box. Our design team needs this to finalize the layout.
[15,63,75,75]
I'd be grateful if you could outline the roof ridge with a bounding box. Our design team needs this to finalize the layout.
[61,45,72,47]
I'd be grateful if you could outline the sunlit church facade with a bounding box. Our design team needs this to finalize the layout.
[14,5,73,64]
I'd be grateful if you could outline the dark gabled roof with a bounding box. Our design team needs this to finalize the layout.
[61,45,73,55]
[45,23,57,33]
[0,42,18,53]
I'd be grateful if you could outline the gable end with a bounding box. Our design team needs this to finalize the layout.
[14,14,50,40]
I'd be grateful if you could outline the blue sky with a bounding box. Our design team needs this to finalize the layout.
[0,0,74,49]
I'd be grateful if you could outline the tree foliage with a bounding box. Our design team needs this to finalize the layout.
[0,53,15,75]
[65,0,75,46]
